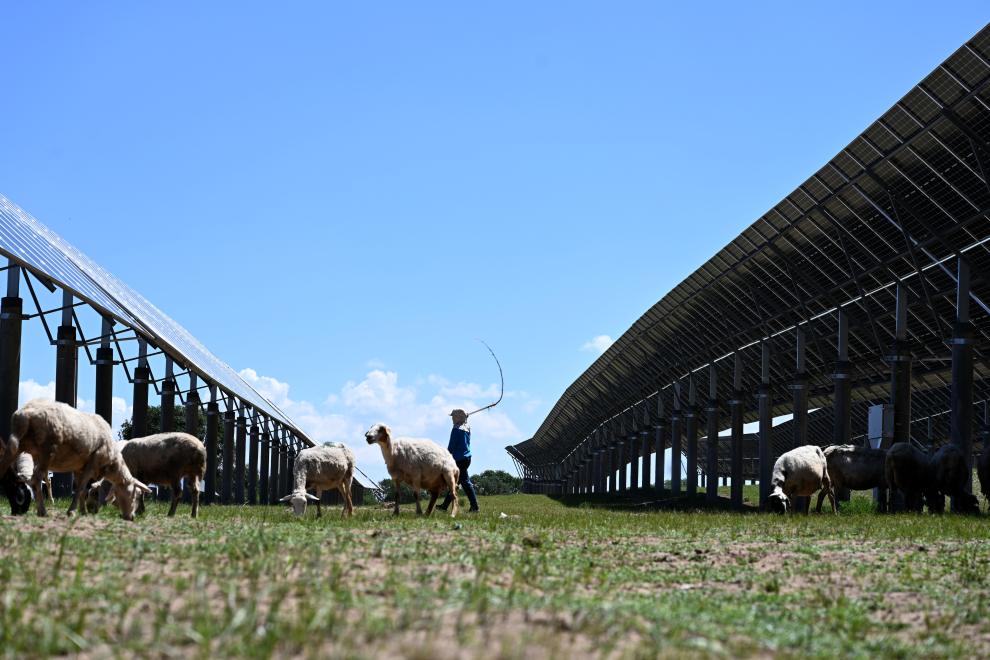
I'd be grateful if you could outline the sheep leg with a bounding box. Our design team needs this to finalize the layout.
[168,479,181,516]
[414,487,423,515]
[31,462,48,517]
[341,479,353,517]
[425,489,439,516]
[315,489,323,518]
[393,480,401,515]
[189,475,200,518]
[45,474,54,504]
[815,489,826,513]
[68,462,97,517]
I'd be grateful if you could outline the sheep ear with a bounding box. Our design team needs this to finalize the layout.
[306,493,320,502]
[279,494,293,502]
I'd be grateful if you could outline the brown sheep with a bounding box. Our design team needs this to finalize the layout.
[816,444,887,512]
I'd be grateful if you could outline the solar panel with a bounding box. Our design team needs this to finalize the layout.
[0,193,308,443]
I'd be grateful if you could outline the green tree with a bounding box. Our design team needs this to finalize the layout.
[472,470,521,496]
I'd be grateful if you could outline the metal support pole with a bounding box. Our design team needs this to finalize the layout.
[628,429,639,491]
[259,420,271,505]
[270,426,281,502]
[608,433,618,493]
[94,317,114,426]
[280,430,291,496]
[950,258,974,510]
[685,378,699,497]
[670,390,682,496]
[221,398,234,504]
[758,342,773,508]
[655,396,667,495]
[161,358,176,432]
[52,291,79,497]
[640,428,651,490]
[730,352,744,510]
[889,284,913,447]
[203,384,218,504]
[791,328,809,512]
[235,407,247,504]
[248,416,259,505]
[131,338,149,438]
[0,265,28,514]
[833,311,852,503]
[706,363,719,503]
[617,431,627,493]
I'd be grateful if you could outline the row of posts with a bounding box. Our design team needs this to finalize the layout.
[552,258,975,512]
[0,261,305,507]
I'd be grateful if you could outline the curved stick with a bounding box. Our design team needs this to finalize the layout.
[467,340,504,416]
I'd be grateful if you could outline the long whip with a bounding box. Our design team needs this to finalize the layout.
[467,339,504,416]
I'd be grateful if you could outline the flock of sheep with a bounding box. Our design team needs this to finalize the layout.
[3,398,988,521]
[0,399,463,520]
[768,441,985,514]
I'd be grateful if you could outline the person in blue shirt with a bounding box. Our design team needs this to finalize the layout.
[438,408,479,513]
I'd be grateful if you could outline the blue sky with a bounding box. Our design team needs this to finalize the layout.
[1,3,988,482]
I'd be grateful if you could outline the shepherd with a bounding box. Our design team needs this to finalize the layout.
[437,408,479,513]
[438,340,503,514]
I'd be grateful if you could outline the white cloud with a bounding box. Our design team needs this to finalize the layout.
[19,379,55,405]
[581,334,614,354]
[17,380,131,438]
[239,366,533,485]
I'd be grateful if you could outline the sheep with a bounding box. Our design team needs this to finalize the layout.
[932,443,979,513]
[885,442,936,512]
[365,423,460,517]
[108,433,207,518]
[815,444,887,512]
[0,399,151,520]
[280,442,356,517]
[885,442,979,513]
[767,445,836,514]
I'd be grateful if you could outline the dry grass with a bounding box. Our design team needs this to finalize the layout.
[1,493,989,658]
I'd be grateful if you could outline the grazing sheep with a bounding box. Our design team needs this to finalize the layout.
[885,442,934,512]
[816,444,887,512]
[768,445,836,514]
[365,423,460,517]
[933,444,979,513]
[0,399,150,520]
[280,442,356,517]
[112,433,206,518]
[885,442,979,513]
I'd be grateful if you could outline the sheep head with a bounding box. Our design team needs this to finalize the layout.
[767,491,789,514]
[280,491,320,516]
[104,455,152,521]
[365,423,392,447]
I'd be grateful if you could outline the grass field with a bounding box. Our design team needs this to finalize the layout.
[2,493,990,658]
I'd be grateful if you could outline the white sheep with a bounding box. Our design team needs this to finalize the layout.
[768,445,836,514]
[280,442,356,517]
[0,399,151,520]
[107,433,207,518]
[365,423,460,517]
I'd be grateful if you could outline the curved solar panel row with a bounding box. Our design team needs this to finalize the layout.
[0,193,308,443]
[512,24,990,474]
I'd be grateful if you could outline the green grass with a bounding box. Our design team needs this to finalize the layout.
[2,494,989,658]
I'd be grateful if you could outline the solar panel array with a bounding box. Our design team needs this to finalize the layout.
[0,193,309,444]
[512,24,990,478]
